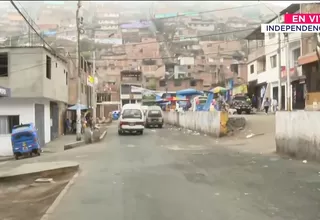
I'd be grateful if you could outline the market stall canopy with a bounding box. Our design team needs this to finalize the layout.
[176,88,203,96]
[165,96,188,101]
[67,104,88,111]
[211,86,228,94]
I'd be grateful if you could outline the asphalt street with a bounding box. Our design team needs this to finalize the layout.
[3,123,320,220]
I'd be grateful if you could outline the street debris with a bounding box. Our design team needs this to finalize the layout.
[35,178,54,183]
[246,133,255,138]
[127,144,135,148]
[269,157,279,161]
[302,160,307,164]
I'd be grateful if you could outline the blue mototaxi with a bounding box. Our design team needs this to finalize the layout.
[11,123,41,160]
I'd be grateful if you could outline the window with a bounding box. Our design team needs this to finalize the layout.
[148,110,162,117]
[122,109,142,119]
[270,55,277,68]
[268,33,275,39]
[66,71,68,85]
[0,115,20,134]
[190,80,197,87]
[292,48,300,66]
[46,55,51,79]
[174,80,182,87]
[55,62,58,68]
[0,53,8,77]
[80,57,84,69]
[250,64,254,74]
[159,80,166,87]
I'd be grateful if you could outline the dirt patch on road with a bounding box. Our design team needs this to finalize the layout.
[0,172,75,220]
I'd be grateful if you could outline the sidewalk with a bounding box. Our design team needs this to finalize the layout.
[43,135,82,153]
[0,135,81,162]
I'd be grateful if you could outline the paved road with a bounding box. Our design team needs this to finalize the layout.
[3,123,320,220]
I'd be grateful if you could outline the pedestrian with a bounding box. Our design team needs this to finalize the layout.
[65,118,71,134]
[272,98,278,113]
[264,97,270,114]
[251,94,256,108]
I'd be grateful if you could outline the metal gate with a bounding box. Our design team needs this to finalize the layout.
[34,104,45,147]
[50,102,59,141]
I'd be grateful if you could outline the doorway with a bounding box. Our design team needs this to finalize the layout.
[34,104,45,147]
[50,102,59,140]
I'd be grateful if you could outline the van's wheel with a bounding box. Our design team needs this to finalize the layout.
[37,149,41,156]
[159,124,163,128]
[118,130,123,135]
[14,154,19,160]
[139,130,144,135]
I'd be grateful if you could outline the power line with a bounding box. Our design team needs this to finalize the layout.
[11,1,77,71]
[2,34,305,62]
[10,0,55,53]
[151,3,262,20]
[66,35,304,61]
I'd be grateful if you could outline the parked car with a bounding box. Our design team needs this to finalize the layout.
[118,104,145,135]
[231,95,252,114]
[145,106,164,128]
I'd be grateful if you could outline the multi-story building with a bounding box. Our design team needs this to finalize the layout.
[298,3,320,110]
[120,70,143,106]
[245,4,302,110]
[94,10,120,43]
[156,77,204,92]
[67,52,93,109]
[0,46,69,156]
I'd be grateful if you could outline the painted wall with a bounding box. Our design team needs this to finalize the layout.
[0,98,50,156]
[275,111,320,161]
[163,111,221,137]
[0,47,68,103]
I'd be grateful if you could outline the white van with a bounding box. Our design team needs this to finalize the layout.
[118,104,145,135]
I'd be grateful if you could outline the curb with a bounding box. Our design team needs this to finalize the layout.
[99,129,108,141]
[64,140,85,151]
[40,172,79,220]
[0,156,13,162]
[0,164,79,183]
[63,128,107,151]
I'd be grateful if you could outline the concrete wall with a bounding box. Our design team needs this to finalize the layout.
[164,111,221,137]
[0,98,51,156]
[0,47,68,103]
[275,111,320,161]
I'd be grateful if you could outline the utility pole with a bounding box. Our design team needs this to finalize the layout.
[285,33,291,111]
[277,14,282,111]
[28,17,31,46]
[76,0,82,141]
[91,50,96,125]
